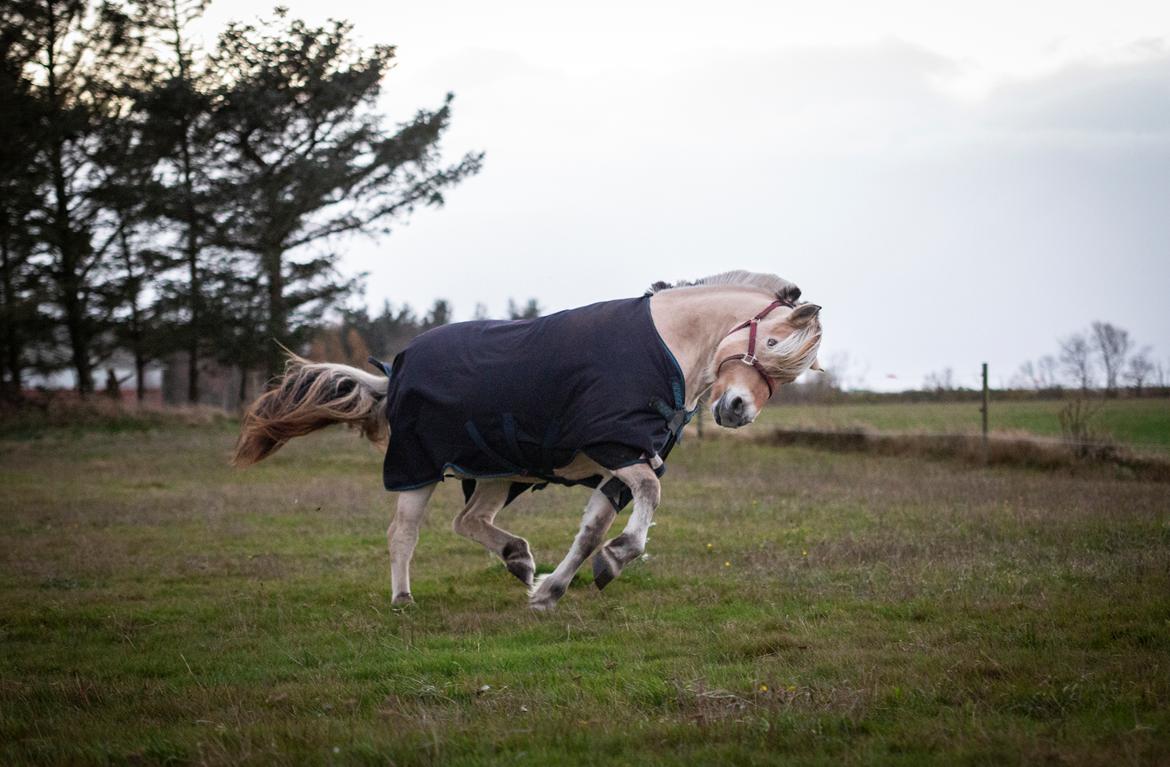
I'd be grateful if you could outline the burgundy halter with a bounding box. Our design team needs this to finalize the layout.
[715,298,792,398]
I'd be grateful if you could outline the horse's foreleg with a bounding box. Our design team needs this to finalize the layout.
[592,463,661,590]
[529,487,616,611]
[387,484,436,606]
[452,480,535,586]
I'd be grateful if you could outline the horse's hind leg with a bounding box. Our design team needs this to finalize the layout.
[387,485,436,606]
[452,480,536,586]
[592,463,660,590]
[529,486,616,611]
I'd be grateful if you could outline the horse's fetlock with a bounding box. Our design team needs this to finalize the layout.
[501,538,531,562]
[607,533,642,564]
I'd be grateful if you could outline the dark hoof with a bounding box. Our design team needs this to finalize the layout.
[592,548,619,590]
[506,558,535,587]
[502,539,536,587]
[392,592,414,607]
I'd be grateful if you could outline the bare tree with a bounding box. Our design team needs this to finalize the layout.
[1037,355,1060,390]
[507,298,541,319]
[923,367,956,392]
[1124,347,1155,395]
[1090,321,1131,396]
[1014,360,1040,389]
[1014,356,1060,390]
[821,351,867,391]
[1059,333,1094,392]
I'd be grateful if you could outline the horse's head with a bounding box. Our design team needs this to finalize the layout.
[709,302,822,427]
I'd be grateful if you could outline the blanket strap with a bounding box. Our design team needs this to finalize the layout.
[464,421,525,475]
[650,375,696,446]
[367,356,394,378]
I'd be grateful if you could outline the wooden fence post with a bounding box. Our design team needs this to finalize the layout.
[980,362,989,448]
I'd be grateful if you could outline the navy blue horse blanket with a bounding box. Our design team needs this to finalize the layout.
[371,296,693,510]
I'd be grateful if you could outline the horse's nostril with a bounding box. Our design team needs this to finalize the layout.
[730,396,744,415]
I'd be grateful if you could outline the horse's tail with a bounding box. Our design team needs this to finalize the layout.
[232,353,389,467]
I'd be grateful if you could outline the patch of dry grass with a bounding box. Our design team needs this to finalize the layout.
[757,425,1170,481]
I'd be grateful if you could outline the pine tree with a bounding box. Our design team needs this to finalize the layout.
[135,0,214,401]
[0,5,47,398]
[15,0,151,394]
[207,10,483,375]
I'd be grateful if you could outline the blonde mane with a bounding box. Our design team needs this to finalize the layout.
[646,270,803,303]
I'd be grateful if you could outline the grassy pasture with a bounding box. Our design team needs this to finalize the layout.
[761,397,1170,453]
[1,422,1168,765]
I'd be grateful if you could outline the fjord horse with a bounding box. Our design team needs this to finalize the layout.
[234,271,822,610]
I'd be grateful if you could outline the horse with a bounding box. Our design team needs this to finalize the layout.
[233,270,823,610]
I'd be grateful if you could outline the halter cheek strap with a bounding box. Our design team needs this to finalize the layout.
[715,298,790,398]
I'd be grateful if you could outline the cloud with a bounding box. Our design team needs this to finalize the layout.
[980,50,1170,136]
[353,37,1170,389]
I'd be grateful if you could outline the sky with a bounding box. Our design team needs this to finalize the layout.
[196,1,1170,390]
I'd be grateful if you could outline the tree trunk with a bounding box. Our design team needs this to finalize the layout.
[135,354,146,403]
[44,3,93,396]
[0,230,22,400]
[169,0,202,404]
[237,365,248,409]
[117,224,147,404]
[180,135,200,403]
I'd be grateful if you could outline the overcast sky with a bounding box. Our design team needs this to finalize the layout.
[198,1,1170,390]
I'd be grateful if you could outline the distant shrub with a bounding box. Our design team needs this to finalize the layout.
[0,398,232,438]
[758,426,1169,482]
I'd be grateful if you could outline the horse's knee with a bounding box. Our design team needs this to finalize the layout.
[615,465,660,508]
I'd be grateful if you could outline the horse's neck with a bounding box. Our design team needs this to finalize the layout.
[649,287,773,407]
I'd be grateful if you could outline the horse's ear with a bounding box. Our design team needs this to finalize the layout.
[786,304,821,327]
[778,283,802,304]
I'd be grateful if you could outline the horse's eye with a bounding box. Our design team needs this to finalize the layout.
[766,338,777,347]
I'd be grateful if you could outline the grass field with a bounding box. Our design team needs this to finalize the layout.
[760,397,1170,453]
[1,421,1169,765]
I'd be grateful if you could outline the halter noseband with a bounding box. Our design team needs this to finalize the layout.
[715,298,791,398]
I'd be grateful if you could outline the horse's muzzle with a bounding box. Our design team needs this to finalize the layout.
[713,393,751,428]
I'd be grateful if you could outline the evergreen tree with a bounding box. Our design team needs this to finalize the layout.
[134,0,214,401]
[14,0,150,394]
[207,10,483,375]
[0,5,47,398]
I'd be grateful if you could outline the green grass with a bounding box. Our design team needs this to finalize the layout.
[760,397,1170,452]
[1,422,1169,765]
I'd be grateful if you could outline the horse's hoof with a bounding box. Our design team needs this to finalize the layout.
[506,557,535,587]
[502,539,535,587]
[592,548,619,590]
[391,592,414,607]
[528,574,564,611]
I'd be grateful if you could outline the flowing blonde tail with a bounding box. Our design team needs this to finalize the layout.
[232,354,389,467]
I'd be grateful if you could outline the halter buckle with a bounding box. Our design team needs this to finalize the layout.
[741,354,757,366]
